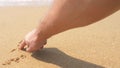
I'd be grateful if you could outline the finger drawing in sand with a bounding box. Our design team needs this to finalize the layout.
[17,0,120,53]
[0,0,120,68]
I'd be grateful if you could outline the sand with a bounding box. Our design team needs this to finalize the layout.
[0,6,120,68]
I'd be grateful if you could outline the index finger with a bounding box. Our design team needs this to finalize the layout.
[18,40,26,50]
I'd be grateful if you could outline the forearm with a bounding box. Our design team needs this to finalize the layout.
[36,0,120,40]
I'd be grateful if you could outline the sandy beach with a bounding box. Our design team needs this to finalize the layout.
[0,6,120,68]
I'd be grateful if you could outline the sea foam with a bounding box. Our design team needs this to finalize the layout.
[0,0,53,6]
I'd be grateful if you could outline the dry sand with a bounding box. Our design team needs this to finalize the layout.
[0,6,120,68]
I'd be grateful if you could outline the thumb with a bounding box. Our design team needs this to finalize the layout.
[26,45,38,52]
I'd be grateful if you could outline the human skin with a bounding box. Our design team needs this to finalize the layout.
[19,0,120,52]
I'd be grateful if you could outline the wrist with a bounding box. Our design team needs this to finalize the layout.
[34,24,52,42]
[32,28,46,42]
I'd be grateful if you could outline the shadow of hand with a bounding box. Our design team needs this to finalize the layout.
[31,48,104,68]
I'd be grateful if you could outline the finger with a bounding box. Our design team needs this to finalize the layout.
[39,41,47,50]
[26,40,47,52]
[26,45,38,52]
[26,44,44,52]
[41,41,47,49]
[40,46,44,49]
[44,41,47,45]
[19,40,26,50]
[38,46,44,51]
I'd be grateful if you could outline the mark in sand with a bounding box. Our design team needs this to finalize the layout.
[2,54,26,65]
[10,49,16,53]
[2,40,27,65]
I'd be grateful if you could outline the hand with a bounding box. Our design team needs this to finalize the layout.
[19,29,47,52]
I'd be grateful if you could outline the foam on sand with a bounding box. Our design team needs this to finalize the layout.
[0,0,53,6]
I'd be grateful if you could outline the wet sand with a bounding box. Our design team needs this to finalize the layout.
[0,7,120,68]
